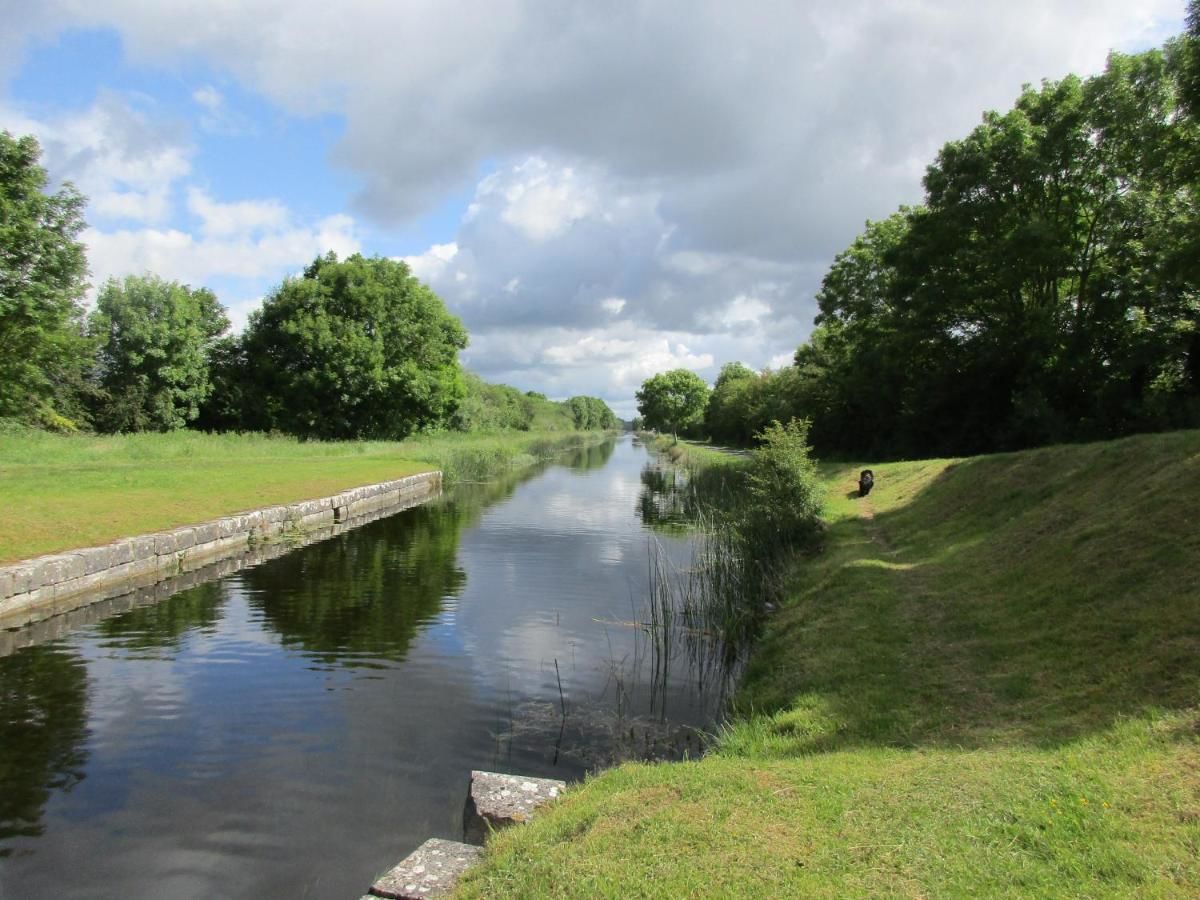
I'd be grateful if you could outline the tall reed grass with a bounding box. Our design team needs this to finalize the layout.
[639,420,824,699]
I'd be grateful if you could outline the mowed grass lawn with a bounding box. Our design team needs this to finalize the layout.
[0,429,565,563]
[460,430,1200,898]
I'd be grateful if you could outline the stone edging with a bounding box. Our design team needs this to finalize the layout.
[0,471,442,630]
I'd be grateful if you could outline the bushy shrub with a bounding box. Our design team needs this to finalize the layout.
[742,418,824,549]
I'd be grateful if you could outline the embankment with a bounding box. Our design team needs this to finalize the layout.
[0,472,441,629]
[0,430,615,629]
[459,429,1200,897]
[0,428,612,562]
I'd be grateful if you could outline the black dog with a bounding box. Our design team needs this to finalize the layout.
[858,469,874,497]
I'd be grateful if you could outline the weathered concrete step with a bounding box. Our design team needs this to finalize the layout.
[463,769,566,844]
[368,838,482,899]
[361,771,567,898]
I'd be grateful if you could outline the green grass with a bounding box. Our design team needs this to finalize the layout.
[0,429,599,563]
[459,429,1200,897]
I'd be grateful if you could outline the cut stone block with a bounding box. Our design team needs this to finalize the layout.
[369,838,482,899]
[464,770,566,843]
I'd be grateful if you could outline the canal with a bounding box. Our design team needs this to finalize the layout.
[0,436,728,898]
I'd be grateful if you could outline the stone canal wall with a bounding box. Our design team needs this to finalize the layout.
[0,471,442,630]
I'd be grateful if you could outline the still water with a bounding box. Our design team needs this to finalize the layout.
[0,437,726,899]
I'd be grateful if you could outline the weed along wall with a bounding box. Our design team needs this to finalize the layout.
[0,471,442,629]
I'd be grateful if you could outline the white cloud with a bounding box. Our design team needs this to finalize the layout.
[1,92,190,225]
[600,297,626,315]
[187,188,289,237]
[710,294,770,329]
[85,213,359,286]
[190,83,251,134]
[401,242,458,281]
[192,85,222,111]
[491,157,598,241]
[25,0,1176,247]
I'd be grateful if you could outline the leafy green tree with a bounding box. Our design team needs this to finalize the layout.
[87,274,230,432]
[0,132,89,427]
[635,368,710,439]
[567,395,618,430]
[704,362,757,444]
[1180,1,1200,119]
[794,37,1200,458]
[240,253,468,439]
[453,373,532,431]
[193,334,254,432]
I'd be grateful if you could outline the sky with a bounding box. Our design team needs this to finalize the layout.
[0,1,1187,418]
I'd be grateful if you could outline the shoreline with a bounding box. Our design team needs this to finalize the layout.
[0,471,442,630]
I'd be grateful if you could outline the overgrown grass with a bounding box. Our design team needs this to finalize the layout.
[0,428,603,563]
[459,429,1200,897]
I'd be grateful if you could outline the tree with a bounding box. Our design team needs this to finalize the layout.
[87,274,230,432]
[0,132,89,426]
[796,39,1200,458]
[1180,1,1200,119]
[704,361,757,444]
[567,395,618,430]
[635,368,710,439]
[240,253,468,440]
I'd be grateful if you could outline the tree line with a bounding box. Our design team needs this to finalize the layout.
[0,134,616,439]
[641,12,1200,458]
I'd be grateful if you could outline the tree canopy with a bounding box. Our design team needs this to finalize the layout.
[721,38,1200,459]
[0,132,88,426]
[88,274,229,432]
[238,253,469,440]
[636,368,710,438]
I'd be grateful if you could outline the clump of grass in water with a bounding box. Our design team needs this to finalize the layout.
[642,420,824,701]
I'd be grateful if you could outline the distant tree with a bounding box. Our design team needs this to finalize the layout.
[567,395,618,430]
[635,369,710,440]
[0,132,89,427]
[454,373,535,431]
[704,361,757,444]
[240,253,468,439]
[87,274,229,432]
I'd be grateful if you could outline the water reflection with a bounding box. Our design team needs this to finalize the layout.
[0,644,89,852]
[98,582,225,655]
[244,504,467,663]
[0,437,733,898]
[638,464,693,532]
[564,439,615,473]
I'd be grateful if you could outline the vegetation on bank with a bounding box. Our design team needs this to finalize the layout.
[638,12,1200,460]
[0,428,609,564]
[459,429,1200,897]
[1,132,619,441]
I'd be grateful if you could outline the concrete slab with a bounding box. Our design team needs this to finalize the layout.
[369,838,482,899]
[464,770,566,843]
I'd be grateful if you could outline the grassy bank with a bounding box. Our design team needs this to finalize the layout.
[0,429,608,563]
[460,429,1200,897]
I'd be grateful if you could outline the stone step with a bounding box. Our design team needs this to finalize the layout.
[463,770,566,844]
[368,838,483,899]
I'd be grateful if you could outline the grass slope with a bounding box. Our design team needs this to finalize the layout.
[460,430,1200,897]
[0,429,596,563]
